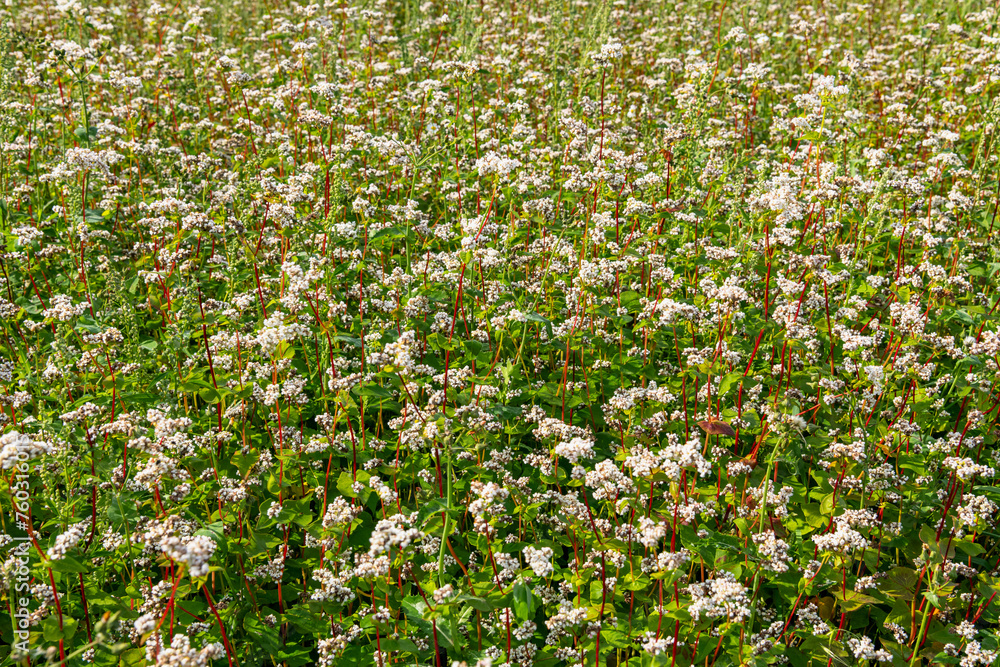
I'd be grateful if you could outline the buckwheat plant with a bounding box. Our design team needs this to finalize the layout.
[0,0,999,666]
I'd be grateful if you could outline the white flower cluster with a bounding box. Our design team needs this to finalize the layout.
[218,479,248,503]
[641,549,691,574]
[42,294,87,322]
[432,583,455,604]
[368,514,422,556]
[746,484,794,519]
[318,637,342,667]
[312,567,356,603]
[64,147,124,175]
[846,636,891,662]
[796,603,830,635]
[382,330,417,375]
[943,457,995,481]
[640,297,701,327]
[553,436,594,464]
[368,475,398,504]
[475,151,521,180]
[813,520,868,554]
[956,495,998,528]
[323,497,361,528]
[686,571,751,622]
[163,534,217,578]
[637,517,666,548]
[864,364,886,389]
[660,437,712,478]
[468,481,509,534]
[544,600,589,638]
[139,517,216,578]
[530,412,592,441]
[252,554,286,583]
[961,641,998,667]
[146,409,192,439]
[0,431,52,469]
[624,445,661,478]
[449,659,492,667]
[255,310,310,356]
[753,531,791,573]
[354,553,391,579]
[149,634,224,667]
[59,401,101,424]
[12,225,43,246]
[592,38,624,67]
[604,383,676,415]
[823,432,867,462]
[639,631,673,655]
[523,546,554,578]
[586,459,636,500]
[47,520,90,561]
[760,403,808,434]
[952,620,977,641]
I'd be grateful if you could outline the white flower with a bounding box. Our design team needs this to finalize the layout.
[942,457,994,481]
[864,365,885,388]
[554,437,594,464]
[475,151,521,180]
[687,571,751,622]
[47,520,91,560]
[368,514,422,556]
[0,431,52,469]
[813,521,868,554]
[592,39,624,66]
[523,546,554,578]
[164,534,217,578]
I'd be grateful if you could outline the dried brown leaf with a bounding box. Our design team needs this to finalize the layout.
[696,419,737,437]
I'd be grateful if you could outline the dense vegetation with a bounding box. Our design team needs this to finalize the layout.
[1,0,999,665]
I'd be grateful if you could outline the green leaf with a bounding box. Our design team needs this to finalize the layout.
[512,580,534,620]
[819,492,836,516]
[42,615,78,642]
[120,648,148,666]
[244,615,282,654]
[353,383,395,399]
[524,312,554,338]
[333,334,362,347]
[138,338,159,351]
[336,470,369,498]
[589,579,605,605]
[717,371,743,397]
[455,594,493,612]
[50,555,89,573]
[194,522,227,554]
[954,540,985,556]
[418,497,450,526]
[284,604,329,635]
[275,646,316,667]
[426,332,456,351]
[602,627,631,649]
[198,386,221,403]
[380,638,422,653]
[401,596,455,648]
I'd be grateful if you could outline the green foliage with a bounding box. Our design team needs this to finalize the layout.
[0,1,1000,667]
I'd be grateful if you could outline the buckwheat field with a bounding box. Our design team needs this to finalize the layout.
[1,0,999,665]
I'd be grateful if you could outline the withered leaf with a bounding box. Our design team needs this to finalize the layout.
[696,419,737,437]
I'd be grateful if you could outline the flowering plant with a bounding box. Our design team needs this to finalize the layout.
[0,1,999,666]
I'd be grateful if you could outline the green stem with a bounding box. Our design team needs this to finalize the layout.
[437,444,452,588]
[908,598,932,667]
